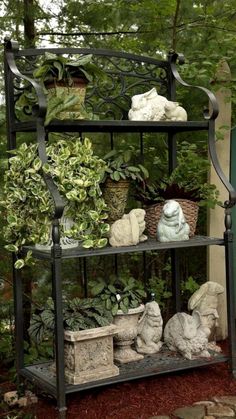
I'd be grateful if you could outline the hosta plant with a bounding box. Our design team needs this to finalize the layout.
[1,135,110,269]
[89,274,146,316]
[29,297,113,344]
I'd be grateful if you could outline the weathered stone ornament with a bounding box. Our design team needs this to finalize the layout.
[136,301,163,354]
[113,305,145,364]
[164,311,211,360]
[64,325,119,384]
[128,87,187,122]
[157,200,190,242]
[188,281,224,353]
[109,208,147,247]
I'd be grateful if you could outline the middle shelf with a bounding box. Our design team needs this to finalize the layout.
[22,236,224,260]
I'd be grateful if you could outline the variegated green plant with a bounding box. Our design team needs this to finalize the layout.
[1,136,110,269]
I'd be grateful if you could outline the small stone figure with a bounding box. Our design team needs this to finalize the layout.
[109,208,147,247]
[128,87,187,122]
[164,312,211,360]
[164,101,187,121]
[157,200,190,242]
[136,301,163,354]
[188,281,224,352]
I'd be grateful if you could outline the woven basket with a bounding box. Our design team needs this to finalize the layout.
[145,199,199,238]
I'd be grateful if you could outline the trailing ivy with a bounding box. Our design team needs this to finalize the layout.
[1,136,110,268]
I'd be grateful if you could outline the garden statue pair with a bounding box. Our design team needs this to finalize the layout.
[128,87,187,122]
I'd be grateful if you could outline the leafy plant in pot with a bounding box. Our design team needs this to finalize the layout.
[19,52,103,124]
[135,141,219,238]
[89,274,147,364]
[101,147,149,223]
[29,297,119,385]
[1,135,110,269]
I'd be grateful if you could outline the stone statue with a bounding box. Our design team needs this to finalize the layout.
[109,208,147,247]
[136,301,163,354]
[128,87,187,122]
[188,281,224,352]
[164,101,187,121]
[164,312,211,360]
[157,200,190,242]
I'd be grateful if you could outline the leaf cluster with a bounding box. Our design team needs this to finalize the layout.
[135,141,219,209]
[33,52,103,84]
[89,275,146,316]
[29,297,113,344]
[1,136,110,268]
[102,148,149,183]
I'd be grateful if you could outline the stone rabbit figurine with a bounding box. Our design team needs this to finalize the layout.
[157,200,190,242]
[109,208,147,247]
[188,281,224,352]
[136,301,163,354]
[164,311,211,360]
[128,87,187,121]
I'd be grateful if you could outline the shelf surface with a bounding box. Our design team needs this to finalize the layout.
[22,236,224,260]
[13,119,210,133]
[20,350,228,397]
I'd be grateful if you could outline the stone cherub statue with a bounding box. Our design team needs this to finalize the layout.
[157,200,190,242]
[128,87,187,122]
[109,208,147,247]
[136,300,163,354]
[188,281,224,352]
[164,311,211,360]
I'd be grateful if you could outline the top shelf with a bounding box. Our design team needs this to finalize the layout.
[13,120,210,133]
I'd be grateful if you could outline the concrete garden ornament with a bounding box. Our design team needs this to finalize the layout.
[157,200,190,242]
[109,208,147,247]
[164,311,211,360]
[136,301,163,354]
[188,281,224,352]
[128,87,187,122]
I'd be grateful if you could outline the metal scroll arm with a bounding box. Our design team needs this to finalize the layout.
[169,51,236,208]
[168,51,219,120]
[4,38,65,220]
[4,38,47,119]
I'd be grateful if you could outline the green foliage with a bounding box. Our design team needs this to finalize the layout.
[89,274,146,315]
[135,141,219,209]
[1,136,110,268]
[33,52,104,84]
[102,148,149,182]
[29,296,113,343]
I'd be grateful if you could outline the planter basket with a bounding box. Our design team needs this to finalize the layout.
[46,76,88,120]
[102,178,130,223]
[145,199,199,238]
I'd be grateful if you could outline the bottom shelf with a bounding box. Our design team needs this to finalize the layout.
[20,349,229,398]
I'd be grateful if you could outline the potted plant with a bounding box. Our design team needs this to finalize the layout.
[101,148,149,223]
[1,135,110,269]
[135,141,219,237]
[18,52,103,124]
[89,274,146,364]
[29,297,119,385]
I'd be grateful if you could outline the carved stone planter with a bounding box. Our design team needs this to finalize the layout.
[113,305,145,364]
[64,324,119,385]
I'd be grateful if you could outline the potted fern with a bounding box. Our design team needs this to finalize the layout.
[1,135,110,269]
[89,274,146,364]
[29,297,119,385]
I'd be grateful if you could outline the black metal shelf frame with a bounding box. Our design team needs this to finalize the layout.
[3,38,236,418]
